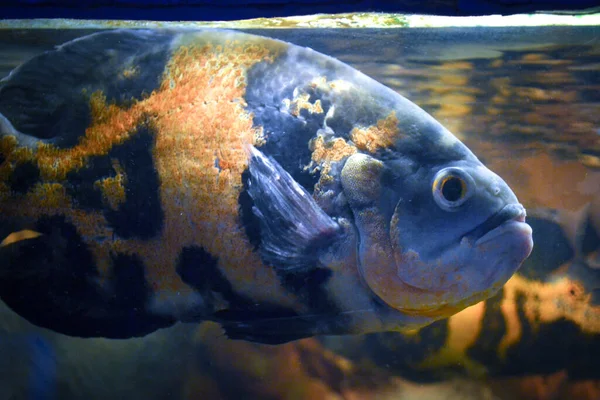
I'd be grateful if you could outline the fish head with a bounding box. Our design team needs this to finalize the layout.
[341,120,533,324]
[392,161,533,315]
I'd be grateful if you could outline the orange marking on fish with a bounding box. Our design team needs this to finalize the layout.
[350,111,401,153]
[26,183,72,210]
[309,136,357,189]
[285,93,324,116]
[94,160,127,210]
[311,136,357,164]
[0,182,72,220]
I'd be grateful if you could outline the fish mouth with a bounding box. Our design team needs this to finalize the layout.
[466,203,529,246]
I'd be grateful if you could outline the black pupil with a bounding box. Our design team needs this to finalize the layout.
[441,177,464,202]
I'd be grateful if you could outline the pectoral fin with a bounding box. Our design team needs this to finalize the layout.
[246,145,340,271]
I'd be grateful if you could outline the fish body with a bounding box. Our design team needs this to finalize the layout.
[0,29,533,343]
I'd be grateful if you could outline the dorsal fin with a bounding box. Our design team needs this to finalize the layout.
[0,29,174,147]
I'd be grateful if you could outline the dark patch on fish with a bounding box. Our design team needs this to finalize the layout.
[0,86,91,147]
[8,160,40,194]
[109,252,156,332]
[0,30,172,148]
[278,268,334,313]
[176,245,247,310]
[103,122,163,240]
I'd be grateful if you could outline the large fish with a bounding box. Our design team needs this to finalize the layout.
[0,29,533,344]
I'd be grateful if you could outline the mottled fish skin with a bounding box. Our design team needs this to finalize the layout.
[0,29,533,344]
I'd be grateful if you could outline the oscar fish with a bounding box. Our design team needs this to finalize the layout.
[0,29,533,344]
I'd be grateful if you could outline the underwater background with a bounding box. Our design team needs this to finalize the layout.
[0,22,599,399]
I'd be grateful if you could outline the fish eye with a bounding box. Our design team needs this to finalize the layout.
[432,168,474,211]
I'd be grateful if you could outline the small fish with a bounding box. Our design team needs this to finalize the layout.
[0,29,533,344]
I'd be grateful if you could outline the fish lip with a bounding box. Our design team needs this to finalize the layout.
[465,203,528,246]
